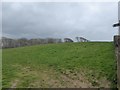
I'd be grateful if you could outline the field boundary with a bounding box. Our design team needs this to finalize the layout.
[114,35,120,89]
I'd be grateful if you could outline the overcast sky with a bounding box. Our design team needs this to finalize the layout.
[2,2,119,41]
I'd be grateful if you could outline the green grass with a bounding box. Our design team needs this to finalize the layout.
[2,42,117,88]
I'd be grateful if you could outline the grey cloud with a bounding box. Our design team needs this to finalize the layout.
[2,2,118,41]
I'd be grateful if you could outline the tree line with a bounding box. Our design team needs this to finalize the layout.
[0,37,90,49]
[1,37,62,48]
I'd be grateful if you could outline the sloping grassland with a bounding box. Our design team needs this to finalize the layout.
[2,42,117,88]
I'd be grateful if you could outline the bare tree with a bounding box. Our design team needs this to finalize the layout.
[76,37,89,42]
[64,38,74,42]
[17,38,29,47]
[76,37,80,42]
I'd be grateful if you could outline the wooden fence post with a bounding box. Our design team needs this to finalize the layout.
[114,35,120,89]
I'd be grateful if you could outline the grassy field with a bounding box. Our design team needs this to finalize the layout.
[2,42,117,88]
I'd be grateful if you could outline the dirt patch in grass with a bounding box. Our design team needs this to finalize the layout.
[11,79,19,88]
[57,69,92,88]
[82,69,111,88]
[9,64,112,88]
[10,65,92,88]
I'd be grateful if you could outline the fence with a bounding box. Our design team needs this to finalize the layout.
[114,35,120,89]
